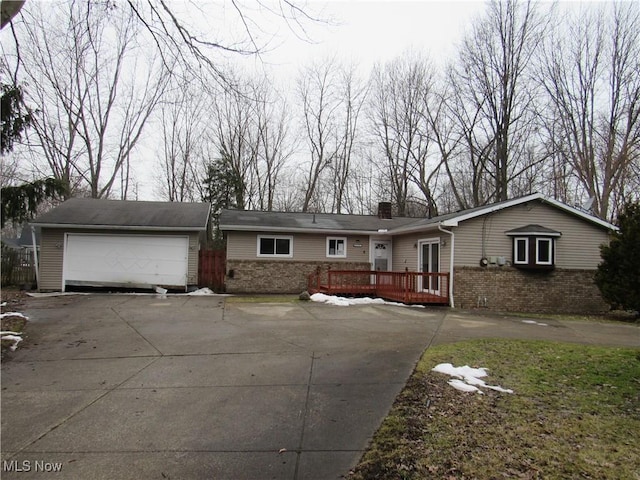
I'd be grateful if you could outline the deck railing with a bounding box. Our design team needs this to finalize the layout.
[308,267,449,305]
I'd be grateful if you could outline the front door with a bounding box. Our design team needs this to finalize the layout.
[373,240,391,271]
[419,239,440,293]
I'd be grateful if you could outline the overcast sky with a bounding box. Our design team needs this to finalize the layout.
[130,1,489,200]
[238,1,487,77]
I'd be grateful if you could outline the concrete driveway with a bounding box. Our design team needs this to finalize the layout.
[1,295,638,479]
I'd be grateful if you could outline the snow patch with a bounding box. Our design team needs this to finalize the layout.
[521,319,548,326]
[186,287,215,296]
[0,306,28,351]
[432,362,513,394]
[0,312,29,320]
[0,332,22,352]
[448,379,482,393]
[27,292,89,298]
[310,293,423,308]
[0,331,23,351]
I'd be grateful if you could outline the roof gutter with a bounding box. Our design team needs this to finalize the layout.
[438,223,455,308]
[29,224,207,232]
[219,225,392,236]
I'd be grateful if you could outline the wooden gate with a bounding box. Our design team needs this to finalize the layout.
[198,249,226,292]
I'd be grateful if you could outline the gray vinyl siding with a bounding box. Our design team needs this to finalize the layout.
[224,202,609,272]
[392,233,451,273]
[38,228,201,291]
[226,231,370,263]
[39,228,65,291]
[453,202,610,269]
[185,232,200,284]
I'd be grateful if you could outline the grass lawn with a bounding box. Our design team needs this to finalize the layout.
[1,288,28,360]
[349,339,640,479]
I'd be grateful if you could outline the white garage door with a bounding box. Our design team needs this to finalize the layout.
[63,234,189,289]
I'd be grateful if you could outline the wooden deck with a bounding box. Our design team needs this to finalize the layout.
[308,268,449,305]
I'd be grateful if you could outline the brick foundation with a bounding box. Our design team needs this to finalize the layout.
[453,266,608,314]
[225,260,371,294]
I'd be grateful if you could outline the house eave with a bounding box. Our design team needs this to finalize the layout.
[220,225,392,236]
[505,231,562,237]
[30,223,207,232]
[384,222,445,235]
[537,196,618,231]
[427,194,618,231]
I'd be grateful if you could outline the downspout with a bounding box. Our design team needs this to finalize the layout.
[438,223,455,308]
[30,224,40,291]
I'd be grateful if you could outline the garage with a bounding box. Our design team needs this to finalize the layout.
[31,198,211,292]
[64,234,189,289]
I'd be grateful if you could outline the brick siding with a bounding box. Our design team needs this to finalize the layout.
[225,260,371,294]
[454,266,609,314]
[226,260,608,314]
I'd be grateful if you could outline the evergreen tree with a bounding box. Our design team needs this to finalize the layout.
[201,153,244,248]
[1,84,66,228]
[201,153,243,212]
[595,202,640,313]
[1,83,32,154]
[1,178,67,228]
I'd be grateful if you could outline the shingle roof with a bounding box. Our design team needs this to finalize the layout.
[220,193,617,234]
[32,198,210,231]
[219,209,418,234]
[505,224,562,236]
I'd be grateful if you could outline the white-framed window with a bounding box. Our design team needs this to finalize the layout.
[511,236,556,269]
[257,235,293,258]
[514,237,529,265]
[536,238,553,265]
[326,237,347,258]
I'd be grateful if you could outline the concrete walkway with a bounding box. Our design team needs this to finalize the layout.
[1,295,638,479]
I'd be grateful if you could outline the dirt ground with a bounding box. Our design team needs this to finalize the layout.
[1,288,29,360]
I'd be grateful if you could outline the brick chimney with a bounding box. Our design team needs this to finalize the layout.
[377,201,392,219]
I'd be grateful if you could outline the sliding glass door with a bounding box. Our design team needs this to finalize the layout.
[420,240,440,294]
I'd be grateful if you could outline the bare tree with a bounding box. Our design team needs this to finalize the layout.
[3,1,168,198]
[156,80,208,202]
[449,0,548,204]
[329,62,368,213]
[369,53,439,216]
[539,3,640,219]
[125,0,323,91]
[208,72,262,210]
[4,0,323,85]
[296,57,343,212]
[252,80,293,211]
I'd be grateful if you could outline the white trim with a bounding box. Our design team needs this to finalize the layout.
[222,224,389,236]
[32,223,206,232]
[417,238,441,295]
[440,193,617,231]
[438,224,455,308]
[370,238,392,271]
[535,238,553,265]
[257,235,294,258]
[326,236,347,258]
[514,237,529,265]
[506,230,561,237]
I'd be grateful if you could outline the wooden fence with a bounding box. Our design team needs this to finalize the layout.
[1,247,36,287]
[198,249,226,292]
